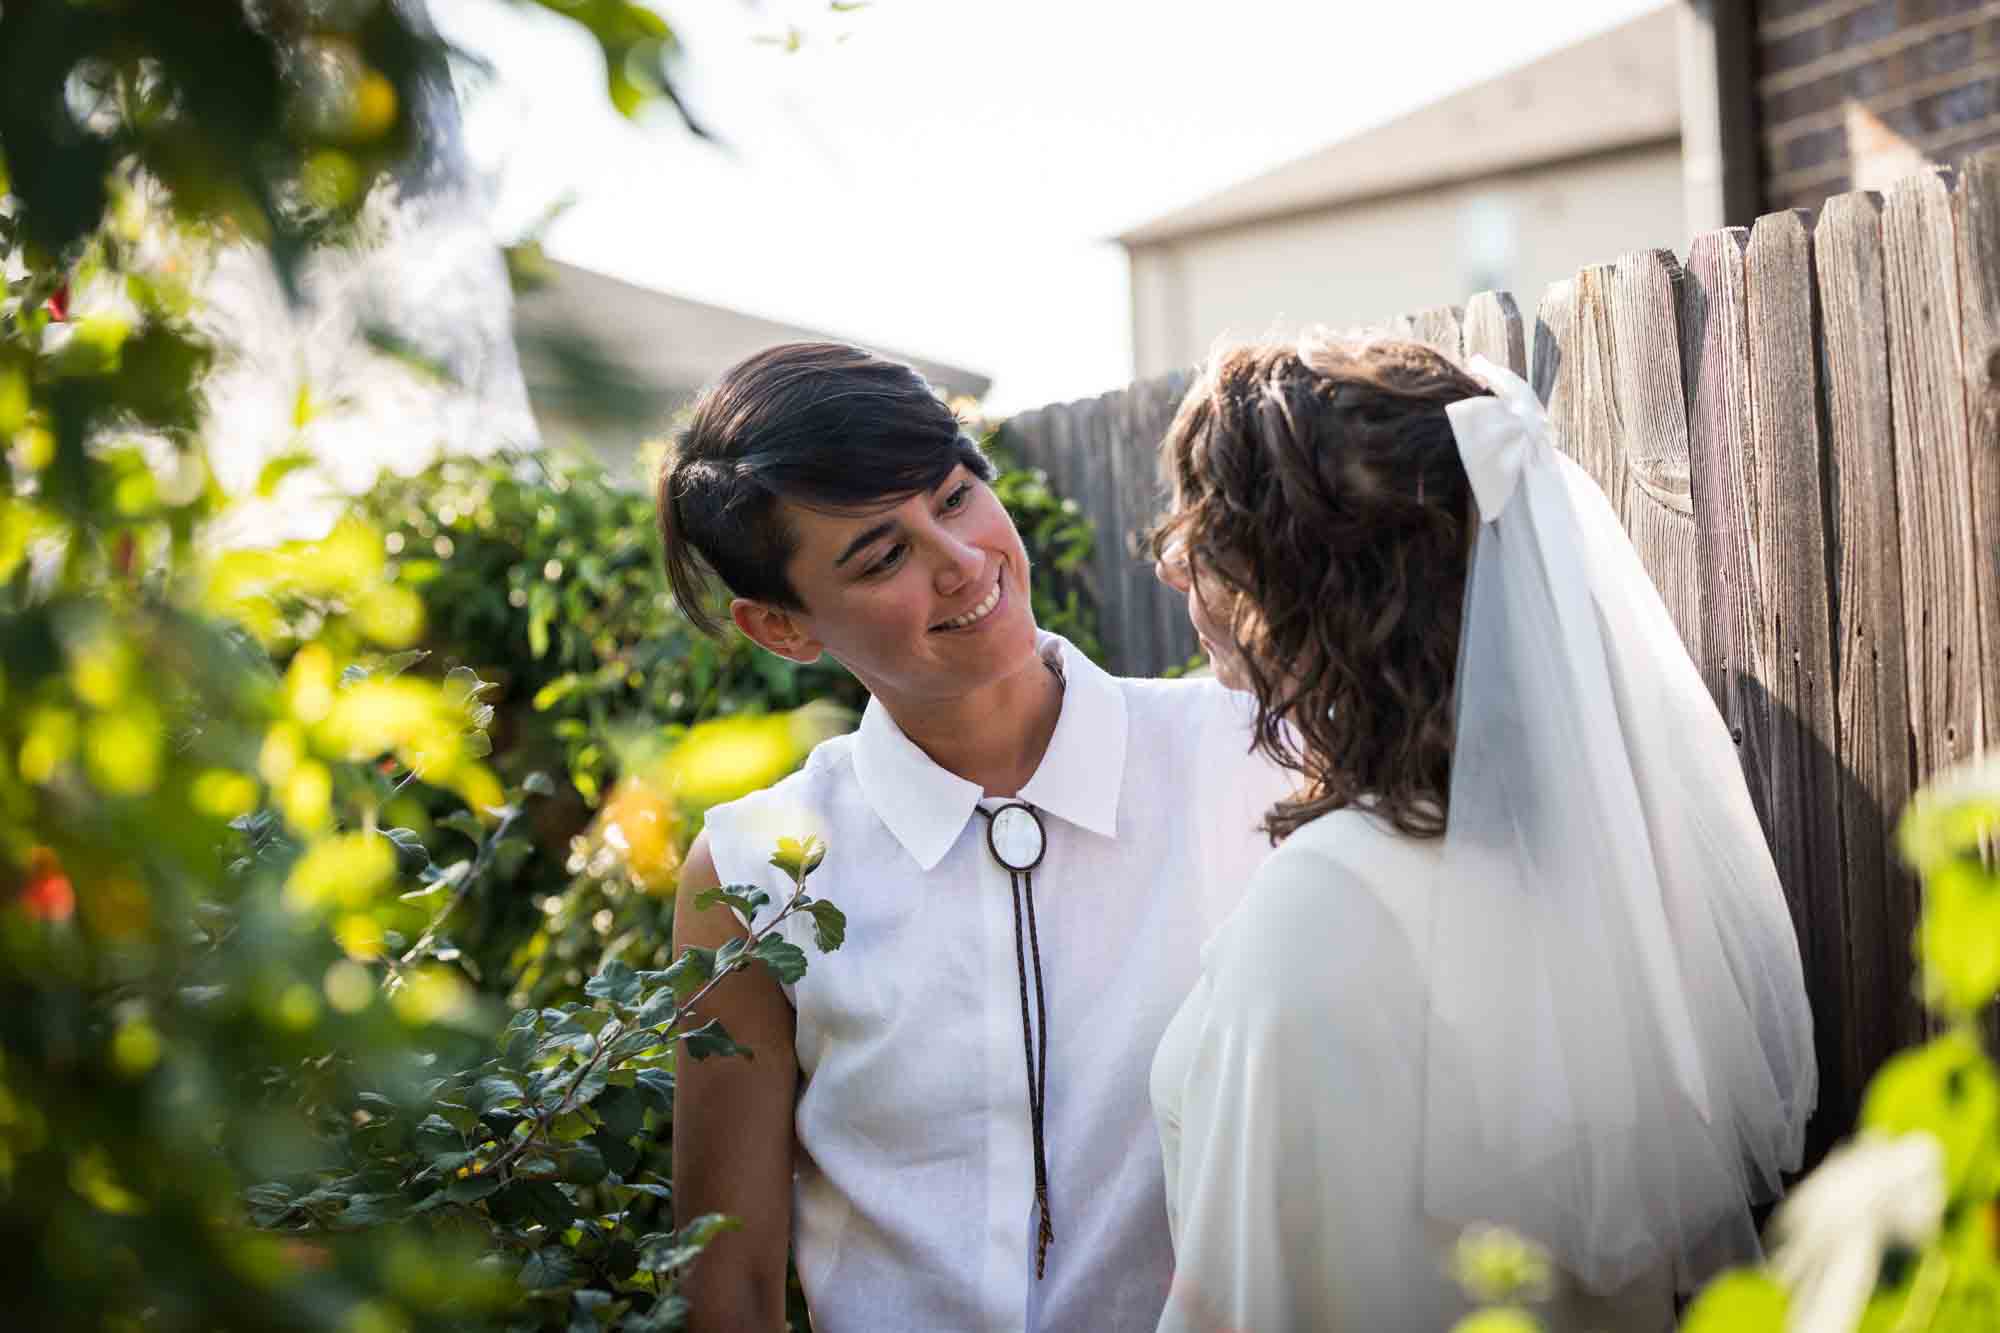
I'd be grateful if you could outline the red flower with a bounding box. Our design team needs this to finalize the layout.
[20,847,75,922]
[45,283,69,323]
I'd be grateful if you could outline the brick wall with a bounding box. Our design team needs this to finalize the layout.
[1757,0,2000,212]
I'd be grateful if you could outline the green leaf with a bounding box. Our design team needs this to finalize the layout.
[752,935,808,986]
[513,1153,560,1181]
[1916,857,2000,1017]
[519,1245,577,1291]
[768,834,825,882]
[474,1075,525,1112]
[634,988,679,1029]
[402,859,469,900]
[662,948,714,1003]
[380,825,430,873]
[491,1179,578,1233]
[694,884,770,922]
[443,665,485,707]
[802,898,847,952]
[558,1140,607,1186]
[633,1067,674,1111]
[585,959,641,1006]
[567,1062,610,1109]
[446,1170,504,1203]
[637,1214,741,1278]
[376,648,430,680]
[594,1085,645,1140]
[680,1018,751,1063]
[414,1115,461,1155]
[1678,1270,1788,1333]
[592,1125,641,1178]
[1861,1030,2000,1196]
[521,770,558,797]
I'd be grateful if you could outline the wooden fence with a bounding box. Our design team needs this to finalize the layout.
[996,148,2000,1149]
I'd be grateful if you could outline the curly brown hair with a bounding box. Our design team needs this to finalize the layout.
[1152,333,1492,843]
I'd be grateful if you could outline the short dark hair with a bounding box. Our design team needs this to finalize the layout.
[658,342,994,635]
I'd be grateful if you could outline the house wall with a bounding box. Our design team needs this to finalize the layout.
[1758,0,2000,211]
[1127,140,1686,379]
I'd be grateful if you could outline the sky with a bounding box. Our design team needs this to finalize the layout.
[431,0,1670,412]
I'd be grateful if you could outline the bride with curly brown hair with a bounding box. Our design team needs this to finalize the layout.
[1146,334,1817,1332]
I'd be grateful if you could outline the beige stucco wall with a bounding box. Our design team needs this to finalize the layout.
[1128,140,1687,378]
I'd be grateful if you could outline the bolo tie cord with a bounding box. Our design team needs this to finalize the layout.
[977,805,1055,1278]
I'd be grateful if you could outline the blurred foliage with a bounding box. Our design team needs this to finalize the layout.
[983,439,1103,665]
[0,3,1104,1329]
[0,2,848,1330]
[1456,760,2000,1332]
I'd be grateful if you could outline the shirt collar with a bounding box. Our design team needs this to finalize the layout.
[851,632,1129,871]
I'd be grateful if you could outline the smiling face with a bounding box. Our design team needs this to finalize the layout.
[729,466,1040,706]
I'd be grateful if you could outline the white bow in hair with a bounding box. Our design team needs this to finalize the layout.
[1445,355,1551,524]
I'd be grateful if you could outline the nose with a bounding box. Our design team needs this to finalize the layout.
[934,530,985,594]
[1155,541,1191,593]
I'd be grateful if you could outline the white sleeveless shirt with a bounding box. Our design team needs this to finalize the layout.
[701,634,1291,1333]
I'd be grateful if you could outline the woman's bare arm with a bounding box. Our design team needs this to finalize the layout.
[672,832,799,1331]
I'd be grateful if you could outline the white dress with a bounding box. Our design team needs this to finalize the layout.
[1150,807,1678,1333]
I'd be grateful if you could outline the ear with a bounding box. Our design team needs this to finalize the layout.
[730,598,824,665]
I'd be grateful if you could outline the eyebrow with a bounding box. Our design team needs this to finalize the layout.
[829,471,968,568]
[833,519,900,569]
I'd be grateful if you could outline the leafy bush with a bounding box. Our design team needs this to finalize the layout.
[0,5,1110,1329]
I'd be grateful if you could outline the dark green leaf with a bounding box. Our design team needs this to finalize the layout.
[491,1179,577,1232]
[474,1075,525,1112]
[752,935,808,985]
[661,948,713,1003]
[519,1245,577,1291]
[633,1067,674,1111]
[591,1125,640,1178]
[446,1170,504,1203]
[680,1019,750,1062]
[585,959,640,1005]
[694,884,769,921]
[633,988,679,1030]
[594,1085,645,1140]
[381,826,430,873]
[802,898,847,952]
[558,1140,607,1186]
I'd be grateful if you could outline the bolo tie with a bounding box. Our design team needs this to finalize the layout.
[977,799,1055,1279]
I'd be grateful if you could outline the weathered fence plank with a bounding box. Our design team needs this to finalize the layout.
[1958,149,2000,782]
[1680,228,1773,822]
[1068,394,1122,669]
[1532,278,1575,413]
[1570,266,1626,509]
[1747,208,1851,1130]
[1394,304,1465,362]
[1816,189,1925,1102]
[1103,384,1150,673]
[1464,291,1527,377]
[1885,167,1983,780]
[1611,250,1701,664]
[1145,372,1201,671]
